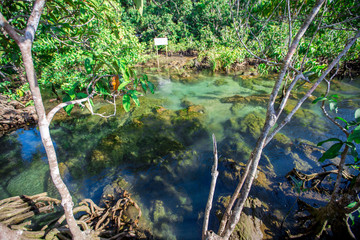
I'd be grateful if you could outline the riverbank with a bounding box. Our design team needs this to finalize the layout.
[0,94,37,138]
[1,53,359,137]
[138,53,360,79]
[136,53,261,75]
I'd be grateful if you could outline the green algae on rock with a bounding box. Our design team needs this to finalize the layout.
[88,104,209,174]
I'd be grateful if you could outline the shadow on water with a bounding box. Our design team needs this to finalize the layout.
[0,73,360,239]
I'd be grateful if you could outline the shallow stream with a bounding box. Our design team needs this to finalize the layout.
[0,72,359,239]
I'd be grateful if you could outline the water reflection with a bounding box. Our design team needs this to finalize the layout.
[0,74,359,239]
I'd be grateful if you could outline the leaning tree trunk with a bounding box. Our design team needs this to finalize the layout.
[19,42,85,240]
[218,1,326,238]
[0,1,85,239]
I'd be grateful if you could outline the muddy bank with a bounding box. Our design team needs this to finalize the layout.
[137,54,261,75]
[139,53,360,79]
[0,94,37,137]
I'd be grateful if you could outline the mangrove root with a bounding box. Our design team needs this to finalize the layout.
[0,189,143,239]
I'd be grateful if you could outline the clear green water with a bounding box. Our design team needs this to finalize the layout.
[0,73,359,239]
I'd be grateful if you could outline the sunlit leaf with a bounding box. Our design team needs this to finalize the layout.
[335,117,348,124]
[123,94,131,112]
[312,97,327,104]
[329,101,338,112]
[347,201,358,209]
[131,94,140,106]
[64,104,74,116]
[118,81,130,90]
[16,89,24,97]
[355,108,360,122]
[348,126,360,144]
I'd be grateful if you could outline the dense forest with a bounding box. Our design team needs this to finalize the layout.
[1,0,360,239]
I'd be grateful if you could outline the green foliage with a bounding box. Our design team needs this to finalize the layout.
[61,61,155,115]
[1,0,146,101]
[313,102,360,163]
[289,175,303,194]
[312,94,339,112]
[2,0,360,102]
[258,63,280,75]
[198,47,245,72]
[317,141,343,162]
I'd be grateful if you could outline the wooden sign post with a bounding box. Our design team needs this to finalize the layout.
[154,37,168,68]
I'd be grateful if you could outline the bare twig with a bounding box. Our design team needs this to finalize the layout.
[46,74,117,124]
[265,29,360,146]
[220,2,326,238]
[202,134,219,240]
[321,16,360,29]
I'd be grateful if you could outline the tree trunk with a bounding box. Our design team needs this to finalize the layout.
[220,1,326,238]
[19,41,85,240]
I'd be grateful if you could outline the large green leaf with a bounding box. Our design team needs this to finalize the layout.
[129,90,140,106]
[346,201,358,209]
[131,94,140,106]
[312,97,327,104]
[118,81,130,90]
[355,108,360,122]
[122,94,131,112]
[147,81,155,94]
[76,92,88,99]
[64,104,74,116]
[140,80,147,92]
[319,142,344,162]
[348,126,360,144]
[62,94,71,103]
[335,117,348,124]
[317,138,343,146]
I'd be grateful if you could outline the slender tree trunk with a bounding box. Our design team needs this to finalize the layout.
[1,2,85,238]
[219,1,326,238]
[330,145,350,202]
[19,42,85,240]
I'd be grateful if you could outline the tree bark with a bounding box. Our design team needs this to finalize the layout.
[19,41,85,240]
[220,0,326,238]
[202,134,219,240]
[0,223,28,240]
[1,2,85,239]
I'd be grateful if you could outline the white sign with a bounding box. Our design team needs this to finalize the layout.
[154,37,168,46]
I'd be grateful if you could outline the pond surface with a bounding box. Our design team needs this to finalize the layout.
[0,72,359,239]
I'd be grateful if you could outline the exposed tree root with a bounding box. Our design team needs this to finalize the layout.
[285,168,360,239]
[285,166,353,193]
[0,189,144,239]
